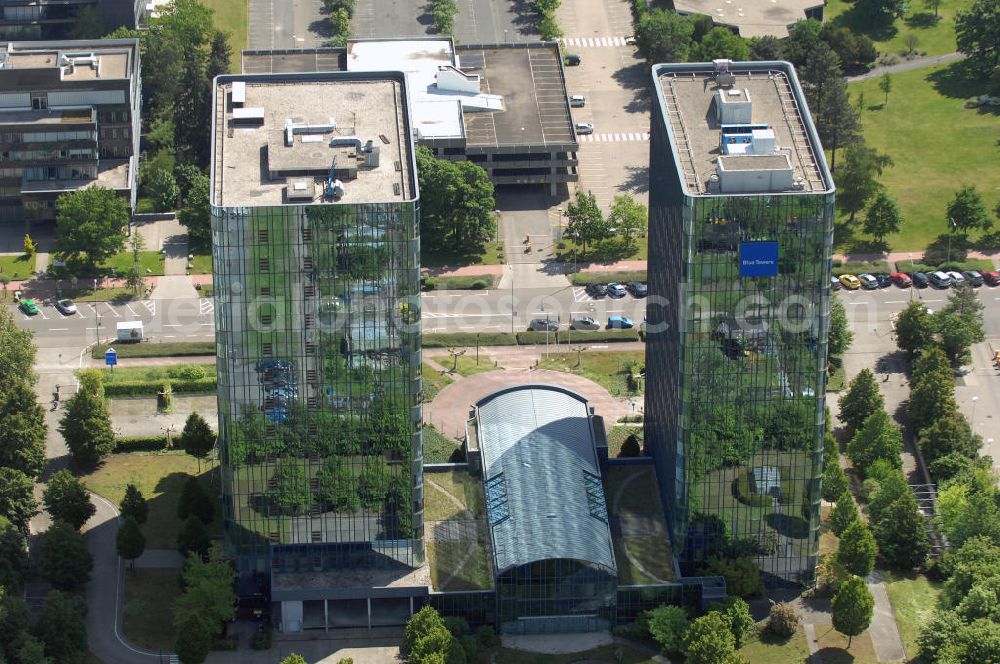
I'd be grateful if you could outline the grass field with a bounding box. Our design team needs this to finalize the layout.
[201,0,247,66]
[538,350,646,396]
[122,568,181,651]
[556,236,649,263]
[98,363,213,384]
[423,241,504,268]
[825,0,971,58]
[607,425,643,457]
[92,341,216,359]
[448,354,499,377]
[738,628,812,664]
[61,286,136,303]
[425,469,483,519]
[421,362,453,402]
[885,571,943,659]
[843,63,1000,253]
[423,424,463,464]
[0,254,35,280]
[426,540,492,591]
[81,451,222,549]
[189,253,212,275]
[103,251,166,276]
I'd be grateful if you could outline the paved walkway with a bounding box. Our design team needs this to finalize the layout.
[847,52,964,82]
[133,548,185,569]
[867,572,907,661]
[424,366,632,441]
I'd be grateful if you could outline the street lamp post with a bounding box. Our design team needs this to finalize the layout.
[508,264,515,335]
[971,396,979,432]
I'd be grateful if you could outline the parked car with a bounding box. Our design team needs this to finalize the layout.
[565,54,581,65]
[830,276,842,290]
[858,273,879,290]
[17,299,38,315]
[569,95,586,107]
[983,271,1000,286]
[929,271,952,288]
[528,318,559,332]
[55,298,77,315]
[626,282,648,297]
[962,270,984,287]
[606,282,627,298]
[946,270,966,286]
[889,273,912,287]
[586,282,608,297]
[607,315,634,329]
[874,273,892,288]
[839,274,861,290]
[570,316,600,330]
[624,35,636,45]
[910,272,930,288]
[575,122,594,135]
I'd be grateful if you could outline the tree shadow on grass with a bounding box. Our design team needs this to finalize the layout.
[815,647,856,664]
[905,11,940,29]
[926,60,989,99]
[618,165,649,194]
[922,233,969,265]
[973,230,1000,252]
[830,5,898,42]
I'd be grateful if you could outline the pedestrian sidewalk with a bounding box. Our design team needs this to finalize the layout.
[423,264,504,277]
[835,250,999,267]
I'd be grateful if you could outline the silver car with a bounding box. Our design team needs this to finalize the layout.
[55,299,77,315]
[528,318,559,332]
[575,123,594,135]
[570,316,600,330]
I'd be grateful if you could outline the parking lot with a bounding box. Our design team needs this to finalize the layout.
[351,0,539,43]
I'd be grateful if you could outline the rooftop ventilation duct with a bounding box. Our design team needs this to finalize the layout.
[284,119,337,146]
[714,58,736,87]
[363,139,380,167]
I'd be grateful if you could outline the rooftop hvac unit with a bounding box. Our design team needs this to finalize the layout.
[232,107,265,124]
[285,178,315,201]
[363,139,380,167]
[231,81,245,107]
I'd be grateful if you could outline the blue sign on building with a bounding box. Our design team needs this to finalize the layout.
[739,241,779,277]
[105,348,117,366]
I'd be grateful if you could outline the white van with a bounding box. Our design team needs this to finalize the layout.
[569,95,586,107]
[116,320,144,343]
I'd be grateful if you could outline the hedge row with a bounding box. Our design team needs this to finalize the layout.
[516,329,640,344]
[904,259,995,274]
[422,274,498,291]
[102,376,217,397]
[113,435,170,453]
[830,260,891,276]
[422,332,517,348]
[569,271,647,286]
[92,341,215,359]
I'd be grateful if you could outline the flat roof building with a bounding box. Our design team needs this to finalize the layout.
[644,60,835,585]
[0,0,145,42]
[210,71,425,630]
[0,38,141,224]
[242,39,579,195]
[673,0,824,38]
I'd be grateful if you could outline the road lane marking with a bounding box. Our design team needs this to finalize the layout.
[49,328,68,331]
[163,324,182,327]
[199,298,214,314]
[142,300,155,315]
[104,304,120,317]
[885,300,904,304]
[125,303,138,316]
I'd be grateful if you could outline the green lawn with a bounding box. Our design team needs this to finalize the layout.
[0,254,36,280]
[607,425,643,457]
[885,571,943,659]
[81,451,222,549]
[122,568,181,651]
[738,628,811,664]
[556,236,648,263]
[98,363,213,384]
[825,0,970,58]
[843,63,1000,253]
[60,286,136,303]
[92,341,216,359]
[447,354,499,377]
[538,350,646,397]
[424,424,463,464]
[422,241,504,268]
[102,251,166,276]
[189,253,212,275]
[201,0,247,66]
[421,362,453,402]
[424,469,483,519]
[426,540,493,591]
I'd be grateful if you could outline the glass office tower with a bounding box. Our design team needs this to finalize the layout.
[645,61,835,584]
[210,73,423,580]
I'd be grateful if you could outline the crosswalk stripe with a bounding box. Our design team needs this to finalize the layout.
[563,36,629,47]
[576,133,651,143]
[142,300,155,316]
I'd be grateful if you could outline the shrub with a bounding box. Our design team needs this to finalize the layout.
[768,601,799,638]
[515,329,640,344]
[569,270,647,286]
[860,478,880,502]
[113,435,169,452]
[92,341,216,359]
[422,332,517,348]
[646,604,689,656]
[101,376,216,396]
[703,556,765,599]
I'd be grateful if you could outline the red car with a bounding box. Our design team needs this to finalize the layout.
[983,271,1000,286]
[890,272,912,287]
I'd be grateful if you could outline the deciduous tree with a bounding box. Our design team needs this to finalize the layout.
[947,184,993,233]
[55,187,129,269]
[0,468,37,533]
[0,516,29,592]
[684,611,737,664]
[59,372,114,468]
[823,461,850,503]
[180,412,216,472]
[142,158,180,212]
[33,590,87,664]
[690,27,750,61]
[837,519,878,576]
[565,190,610,257]
[919,412,982,469]
[177,515,211,559]
[832,576,874,646]
[415,146,496,257]
[828,296,853,358]
[607,194,647,250]
[178,171,211,249]
[0,381,46,478]
[895,301,936,358]
[955,0,1000,76]
[937,284,986,366]
[873,492,930,568]
[116,516,146,569]
[830,493,861,535]
[646,604,690,655]
[847,409,903,473]
[863,190,902,245]
[838,369,884,438]
[835,142,893,221]
[42,470,95,531]
[635,9,695,63]
[0,307,35,387]
[38,521,93,590]
[120,483,149,525]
